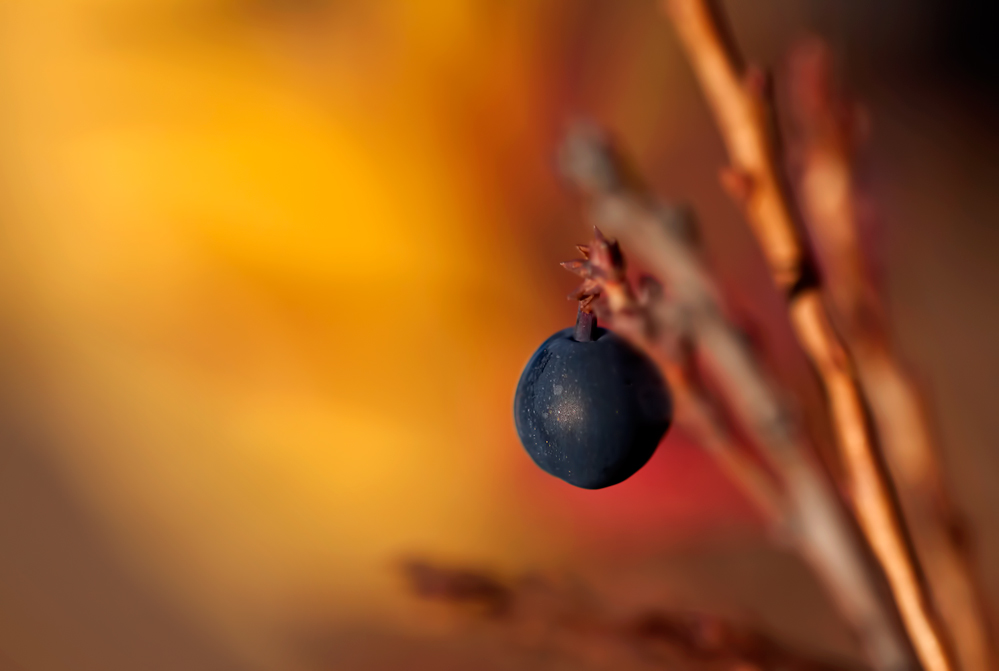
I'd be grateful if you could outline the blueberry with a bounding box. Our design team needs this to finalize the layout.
[513,325,673,489]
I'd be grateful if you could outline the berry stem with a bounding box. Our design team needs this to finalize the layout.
[574,305,596,342]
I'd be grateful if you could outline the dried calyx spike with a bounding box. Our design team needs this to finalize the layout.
[512,229,673,490]
[563,227,627,315]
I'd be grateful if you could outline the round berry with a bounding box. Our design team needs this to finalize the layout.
[513,326,672,489]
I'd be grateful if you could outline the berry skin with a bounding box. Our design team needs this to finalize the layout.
[514,326,672,489]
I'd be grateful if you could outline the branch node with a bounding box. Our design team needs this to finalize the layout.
[720,167,755,203]
[743,64,771,98]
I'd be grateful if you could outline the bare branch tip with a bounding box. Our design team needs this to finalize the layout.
[560,259,589,277]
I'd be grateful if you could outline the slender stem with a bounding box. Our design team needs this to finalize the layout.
[560,134,911,671]
[664,2,956,670]
[789,39,994,671]
[574,305,597,342]
[405,560,860,671]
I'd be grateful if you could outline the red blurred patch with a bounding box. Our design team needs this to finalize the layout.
[518,431,763,551]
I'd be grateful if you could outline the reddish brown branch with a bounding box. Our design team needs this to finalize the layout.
[563,227,785,524]
[788,39,994,671]
[559,130,910,671]
[662,2,955,670]
[403,560,862,671]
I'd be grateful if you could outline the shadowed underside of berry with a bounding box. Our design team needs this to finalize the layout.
[513,326,673,489]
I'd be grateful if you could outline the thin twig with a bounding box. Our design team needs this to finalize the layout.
[559,128,911,671]
[403,559,863,671]
[788,38,994,671]
[662,2,955,670]
[564,229,785,524]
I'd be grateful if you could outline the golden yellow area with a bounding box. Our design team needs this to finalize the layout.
[0,0,569,647]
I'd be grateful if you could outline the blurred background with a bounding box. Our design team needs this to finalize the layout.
[0,1,996,669]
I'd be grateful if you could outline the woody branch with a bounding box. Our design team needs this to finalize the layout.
[662,1,956,670]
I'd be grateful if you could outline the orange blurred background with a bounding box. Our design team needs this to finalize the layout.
[0,1,997,669]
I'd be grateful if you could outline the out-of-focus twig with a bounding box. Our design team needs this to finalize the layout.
[565,229,785,525]
[559,128,910,671]
[788,39,994,671]
[662,2,954,671]
[403,559,862,671]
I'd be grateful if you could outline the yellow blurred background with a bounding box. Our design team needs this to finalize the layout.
[0,1,997,670]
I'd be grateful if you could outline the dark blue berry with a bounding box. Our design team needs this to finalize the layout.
[513,325,673,489]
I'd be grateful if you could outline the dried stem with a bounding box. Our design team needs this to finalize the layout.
[659,344,788,525]
[403,559,862,671]
[564,228,785,524]
[789,39,994,671]
[663,2,954,670]
[559,129,910,671]
[574,303,598,342]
